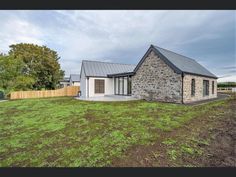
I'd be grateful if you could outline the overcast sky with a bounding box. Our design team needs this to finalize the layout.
[0,10,235,82]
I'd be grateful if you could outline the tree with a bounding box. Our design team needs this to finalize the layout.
[9,43,64,90]
[0,55,35,94]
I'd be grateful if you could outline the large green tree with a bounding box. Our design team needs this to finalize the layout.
[9,43,64,90]
[0,55,35,94]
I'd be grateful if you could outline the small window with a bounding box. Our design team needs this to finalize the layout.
[203,80,209,96]
[94,79,105,94]
[191,79,195,96]
[212,81,215,94]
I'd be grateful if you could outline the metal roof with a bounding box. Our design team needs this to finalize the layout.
[81,45,217,79]
[82,60,136,77]
[59,76,70,82]
[153,46,217,78]
[70,74,80,82]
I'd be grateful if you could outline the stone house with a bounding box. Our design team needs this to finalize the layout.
[80,45,217,103]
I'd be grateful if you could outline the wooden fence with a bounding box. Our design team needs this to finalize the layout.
[10,86,80,100]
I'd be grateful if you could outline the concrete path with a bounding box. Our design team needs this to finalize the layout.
[186,93,230,106]
[0,100,8,103]
[75,95,140,102]
[75,93,230,104]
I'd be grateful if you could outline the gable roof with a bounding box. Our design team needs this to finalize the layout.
[134,45,217,79]
[82,60,136,77]
[70,74,80,82]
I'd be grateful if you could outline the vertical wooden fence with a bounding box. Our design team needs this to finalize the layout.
[10,86,80,100]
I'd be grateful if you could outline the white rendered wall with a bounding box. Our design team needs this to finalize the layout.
[72,82,80,86]
[88,77,114,97]
[80,67,87,98]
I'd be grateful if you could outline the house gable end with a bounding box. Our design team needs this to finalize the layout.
[132,49,183,103]
[134,45,182,74]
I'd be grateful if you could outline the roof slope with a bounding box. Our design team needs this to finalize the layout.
[152,45,217,78]
[82,60,136,77]
[70,74,80,82]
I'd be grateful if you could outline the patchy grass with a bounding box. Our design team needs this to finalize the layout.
[0,97,227,167]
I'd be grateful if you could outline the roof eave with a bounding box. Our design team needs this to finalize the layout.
[107,72,135,77]
[183,72,218,79]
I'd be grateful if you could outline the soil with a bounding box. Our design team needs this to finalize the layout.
[111,98,236,167]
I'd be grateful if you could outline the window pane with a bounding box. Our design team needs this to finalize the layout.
[203,80,209,96]
[124,77,128,95]
[119,77,123,94]
[115,78,119,94]
[95,79,104,93]
[191,79,195,96]
[212,81,214,94]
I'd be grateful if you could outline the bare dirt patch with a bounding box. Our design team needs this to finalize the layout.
[111,98,236,167]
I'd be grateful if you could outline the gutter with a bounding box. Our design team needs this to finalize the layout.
[107,72,135,78]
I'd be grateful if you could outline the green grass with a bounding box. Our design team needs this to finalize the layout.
[0,97,227,167]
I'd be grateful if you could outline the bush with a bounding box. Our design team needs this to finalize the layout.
[0,89,5,99]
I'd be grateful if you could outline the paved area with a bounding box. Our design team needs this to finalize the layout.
[76,95,140,102]
[76,93,230,104]
[186,93,230,106]
[0,100,8,103]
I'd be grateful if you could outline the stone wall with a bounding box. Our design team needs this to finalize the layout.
[132,51,183,103]
[183,74,217,103]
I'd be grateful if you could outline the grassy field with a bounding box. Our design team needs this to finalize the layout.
[0,97,229,167]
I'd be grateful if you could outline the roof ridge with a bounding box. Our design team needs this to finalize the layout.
[151,45,216,78]
[153,45,196,62]
[82,59,136,66]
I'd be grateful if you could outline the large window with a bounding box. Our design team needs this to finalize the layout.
[114,76,132,95]
[212,81,215,94]
[94,79,105,93]
[191,79,195,96]
[203,80,209,96]
[119,77,123,95]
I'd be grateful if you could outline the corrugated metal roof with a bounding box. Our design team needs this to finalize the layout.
[82,60,136,77]
[70,74,80,82]
[153,45,217,78]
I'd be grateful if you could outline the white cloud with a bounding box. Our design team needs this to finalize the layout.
[0,16,44,53]
[218,75,236,82]
[0,10,234,76]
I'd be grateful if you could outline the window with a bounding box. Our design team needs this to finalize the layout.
[191,79,195,96]
[115,77,119,94]
[94,79,105,93]
[212,81,215,94]
[118,77,124,94]
[127,76,132,95]
[203,80,209,96]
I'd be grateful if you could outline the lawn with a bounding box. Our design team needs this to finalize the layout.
[0,97,228,167]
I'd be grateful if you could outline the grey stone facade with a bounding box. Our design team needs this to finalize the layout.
[132,51,183,103]
[183,74,217,103]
